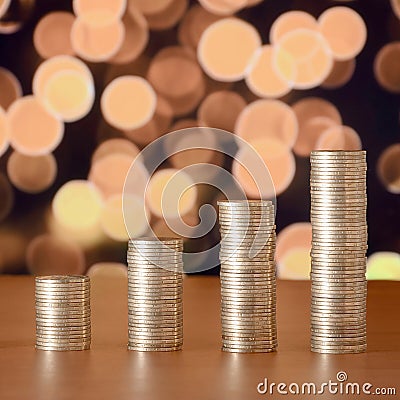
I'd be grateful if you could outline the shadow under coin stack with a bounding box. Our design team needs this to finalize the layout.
[218,200,277,353]
[127,238,184,351]
[35,275,91,351]
[310,150,367,354]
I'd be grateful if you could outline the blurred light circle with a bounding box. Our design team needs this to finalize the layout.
[270,10,318,44]
[246,0,263,5]
[322,58,356,89]
[292,97,342,157]
[73,0,127,27]
[318,6,367,61]
[92,138,140,164]
[148,46,204,101]
[316,125,362,151]
[391,0,400,20]
[110,5,149,64]
[89,153,141,198]
[101,194,148,240]
[52,180,104,231]
[33,55,94,101]
[197,90,246,133]
[233,137,295,197]
[152,214,199,241]
[0,0,10,18]
[178,4,221,49]
[168,129,222,170]
[33,12,75,59]
[367,252,400,280]
[245,45,293,98]
[7,151,57,193]
[0,105,9,157]
[374,42,400,94]
[377,143,400,194]
[169,119,198,131]
[124,128,276,272]
[71,17,125,62]
[7,96,64,156]
[279,247,311,280]
[198,17,261,82]
[276,221,312,270]
[144,0,188,31]
[146,46,205,116]
[101,76,157,130]
[131,0,173,16]
[146,168,197,219]
[0,173,14,222]
[124,95,173,145]
[0,67,22,110]
[87,262,127,277]
[26,234,85,275]
[274,28,333,90]
[235,99,298,148]
[42,70,94,122]
[0,229,25,273]
[198,0,246,16]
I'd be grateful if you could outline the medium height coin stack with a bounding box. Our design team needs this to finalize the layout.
[218,200,277,353]
[127,238,184,351]
[310,150,367,354]
[35,275,91,351]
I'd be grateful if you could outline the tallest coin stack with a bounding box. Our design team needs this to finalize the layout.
[310,150,367,354]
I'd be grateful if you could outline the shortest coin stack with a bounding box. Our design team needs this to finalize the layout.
[218,200,277,353]
[127,237,184,352]
[35,275,91,351]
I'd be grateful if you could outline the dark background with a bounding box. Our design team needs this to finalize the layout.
[0,0,399,274]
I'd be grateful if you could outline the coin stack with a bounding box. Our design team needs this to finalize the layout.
[35,275,91,351]
[310,150,367,354]
[218,200,277,353]
[127,237,184,352]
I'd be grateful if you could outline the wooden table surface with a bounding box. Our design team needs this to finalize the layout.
[0,276,399,400]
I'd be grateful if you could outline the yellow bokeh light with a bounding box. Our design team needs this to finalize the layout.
[43,70,94,122]
[33,55,93,101]
[52,180,104,232]
[367,252,400,280]
[101,194,148,241]
[146,168,197,219]
[279,247,311,280]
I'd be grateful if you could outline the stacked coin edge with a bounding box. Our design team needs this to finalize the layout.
[218,200,277,353]
[127,237,184,352]
[35,275,91,351]
[310,150,367,354]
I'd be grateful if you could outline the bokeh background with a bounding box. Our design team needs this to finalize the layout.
[0,0,399,278]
